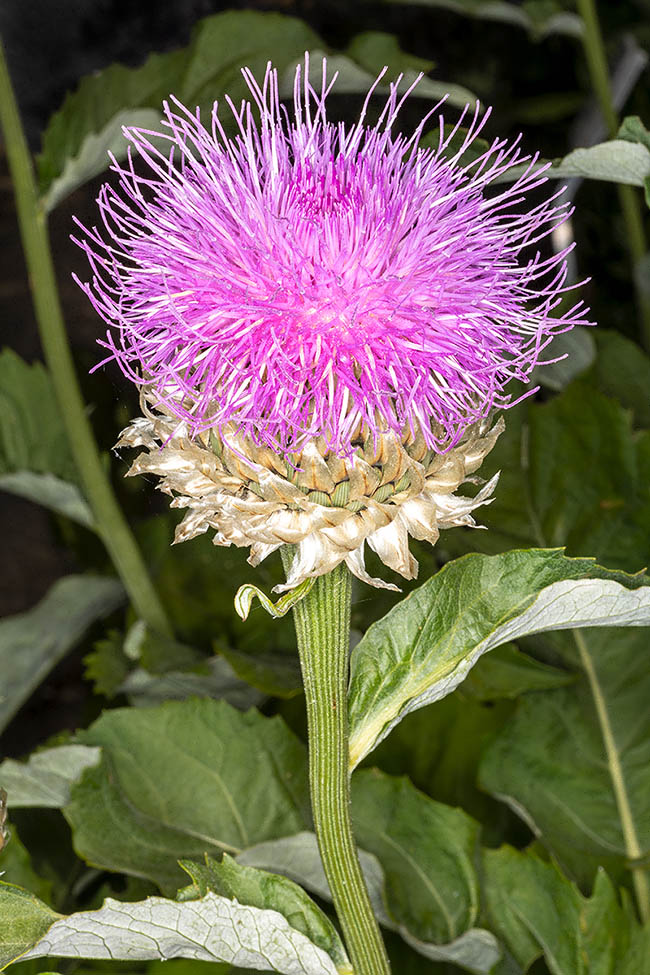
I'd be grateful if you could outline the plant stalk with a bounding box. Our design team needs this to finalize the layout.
[576,0,650,351]
[284,552,391,975]
[0,37,172,636]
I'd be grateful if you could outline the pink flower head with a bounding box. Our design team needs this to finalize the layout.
[74,56,590,457]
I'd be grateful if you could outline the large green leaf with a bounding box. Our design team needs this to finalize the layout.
[463,382,650,897]
[479,626,650,888]
[0,879,344,974]
[64,699,310,892]
[0,576,125,734]
[178,855,348,971]
[239,768,502,973]
[583,331,650,428]
[38,11,468,212]
[466,382,650,571]
[384,0,584,40]
[37,12,319,210]
[348,549,650,767]
[0,350,92,526]
[0,745,100,809]
[482,846,650,974]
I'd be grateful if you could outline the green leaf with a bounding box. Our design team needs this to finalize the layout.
[348,549,650,767]
[583,331,650,428]
[384,0,584,41]
[618,115,650,153]
[459,643,574,700]
[0,883,60,969]
[37,11,321,211]
[177,855,348,970]
[482,846,650,974]
[0,745,101,809]
[219,645,302,699]
[0,350,92,526]
[0,881,344,974]
[366,694,515,834]
[341,31,476,107]
[479,626,650,888]
[0,824,53,904]
[531,328,596,392]
[547,140,650,185]
[240,835,500,974]
[0,473,93,530]
[239,770,502,974]
[351,770,493,954]
[0,576,125,734]
[468,383,650,572]
[119,659,261,711]
[64,699,310,891]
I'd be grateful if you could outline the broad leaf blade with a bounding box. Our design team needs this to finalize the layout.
[37,11,321,210]
[178,855,348,970]
[0,351,92,525]
[239,769,502,974]
[348,550,650,767]
[0,882,342,975]
[482,846,650,974]
[0,745,101,809]
[64,699,310,891]
[0,576,125,733]
[479,626,650,887]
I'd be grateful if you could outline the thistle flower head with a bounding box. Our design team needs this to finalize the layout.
[75,57,591,588]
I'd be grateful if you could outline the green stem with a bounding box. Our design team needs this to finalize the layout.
[573,630,650,923]
[576,0,650,351]
[284,552,391,975]
[0,38,172,637]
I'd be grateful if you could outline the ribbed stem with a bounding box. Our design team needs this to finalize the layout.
[576,0,650,351]
[0,38,172,636]
[283,552,391,975]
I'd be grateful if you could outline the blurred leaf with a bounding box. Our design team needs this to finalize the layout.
[468,383,650,572]
[119,658,261,711]
[346,30,434,75]
[37,11,321,211]
[0,576,125,733]
[0,824,53,904]
[583,331,650,428]
[479,626,650,888]
[38,10,478,212]
[177,854,348,970]
[498,121,650,187]
[84,631,130,698]
[218,645,302,699]
[459,643,574,700]
[549,139,650,186]
[0,351,75,482]
[348,549,650,768]
[385,0,584,41]
[0,473,93,530]
[0,351,92,526]
[531,328,596,392]
[482,846,650,973]
[340,31,476,107]
[0,746,101,809]
[0,881,343,974]
[65,699,310,891]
